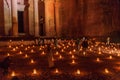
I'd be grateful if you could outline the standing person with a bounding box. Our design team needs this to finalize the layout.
[81,38,89,51]
[47,44,54,68]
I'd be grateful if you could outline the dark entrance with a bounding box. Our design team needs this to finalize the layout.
[39,1,45,36]
[18,11,24,33]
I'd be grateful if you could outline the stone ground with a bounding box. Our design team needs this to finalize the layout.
[0,39,120,80]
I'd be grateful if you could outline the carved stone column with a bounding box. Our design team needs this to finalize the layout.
[45,0,56,37]
[11,0,18,36]
[0,0,5,35]
[34,0,39,37]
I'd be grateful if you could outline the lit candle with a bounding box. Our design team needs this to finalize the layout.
[98,51,101,54]
[13,48,16,51]
[41,51,45,55]
[33,69,37,75]
[109,55,112,59]
[55,68,59,74]
[96,58,100,62]
[25,54,28,58]
[31,59,34,63]
[105,68,109,73]
[83,52,86,56]
[19,51,22,54]
[73,49,76,52]
[76,69,80,75]
[9,45,12,48]
[7,53,10,56]
[59,55,63,59]
[31,49,34,53]
[55,51,59,55]
[11,71,16,77]
[72,55,75,59]
[69,51,72,55]
[71,60,76,64]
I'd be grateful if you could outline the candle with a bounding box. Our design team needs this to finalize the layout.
[11,71,16,77]
[33,69,37,75]
[105,68,109,73]
[76,69,80,75]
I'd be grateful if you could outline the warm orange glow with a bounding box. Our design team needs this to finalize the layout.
[72,55,75,59]
[16,46,18,49]
[109,55,112,59]
[25,54,28,58]
[31,49,34,53]
[7,53,10,56]
[83,52,86,55]
[61,49,64,52]
[105,68,109,73]
[55,51,59,55]
[13,48,16,51]
[98,51,101,54]
[117,54,120,57]
[11,71,16,77]
[25,47,28,50]
[55,68,59,74]
[71,60,76,64]
[9,45,12,48]
[76,69,81,75]
[73,49,76,52]
[31,59,34,63]
[21,44,23,47]
[69,51,72,55]
[19,51,22,54]
[96,58,100,62]
[59,55,63,59]
[33,69,37,75]
[41,51,45,55]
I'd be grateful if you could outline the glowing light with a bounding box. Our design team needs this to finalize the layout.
[9,45,12,48]
[83,52,86,55]
[55,51,59,55]
[109,55,112,59]
[33,69,37,75]
[11,71,16,77]
[69,51,72,55]
[31,49,34,53]
[72,55,75,59]
[55,68,59,74]
[28,46,30,49]
[71,60,76,64]
[31,59,34,63]
[25,54,28,58]
[7,53,10,56]
[98,51,101,54]
[61,49,64,52]
[96,58,100,62]
[73,49,76,52]
[25,48,28,50]
[21,44,23,47]
[117,54,120,57]
[13,48,16,51]
[41,51,45,55]
[59,55,63,59]
[52,57,55,61]
[19,51,22,54]
[76,69,81,75]
[16,46,18,49]
[105,68,109,73]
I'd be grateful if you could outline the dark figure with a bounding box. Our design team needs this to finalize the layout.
[0,57,11,75]
[81,39,89,51]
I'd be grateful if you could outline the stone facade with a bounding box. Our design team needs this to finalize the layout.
[0,0,120,38]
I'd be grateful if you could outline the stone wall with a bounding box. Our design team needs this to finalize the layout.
[0,0,4,35]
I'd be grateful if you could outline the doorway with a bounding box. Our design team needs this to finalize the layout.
[39,1,45,36]
[18,11,24,33]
